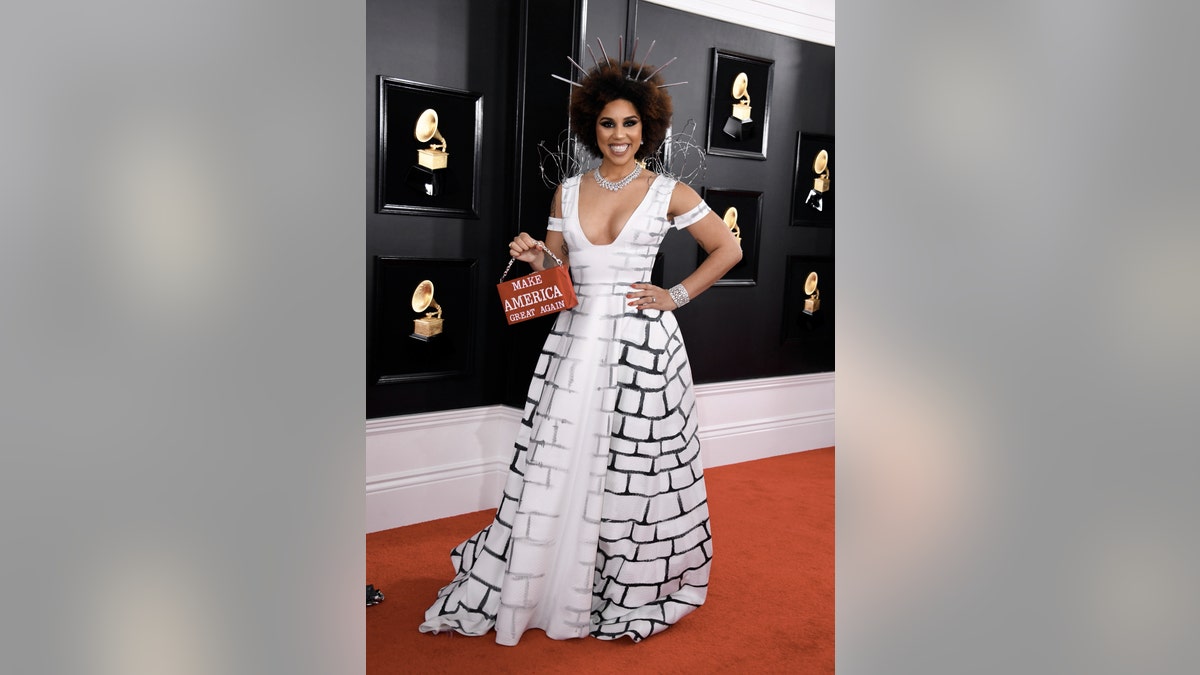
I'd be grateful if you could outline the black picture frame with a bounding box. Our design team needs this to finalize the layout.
[780,255,834,368]
[697,188,762,286]
[376,77,483,218]
[790,132,835,227]
[705,49,774,160]
[370,256,477,384]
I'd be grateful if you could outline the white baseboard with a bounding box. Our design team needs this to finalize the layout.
[366,373,833,532]
[366,406,520,532]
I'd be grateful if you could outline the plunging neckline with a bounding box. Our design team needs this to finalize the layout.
[575,174,663,248]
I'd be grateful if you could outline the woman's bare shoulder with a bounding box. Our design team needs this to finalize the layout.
[668,180,703,214]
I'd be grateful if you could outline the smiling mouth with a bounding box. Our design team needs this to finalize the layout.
[609,144,630,154]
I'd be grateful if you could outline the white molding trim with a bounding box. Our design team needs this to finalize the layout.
[643,0,835,46]
[700,409,834,439]
[694,370,833,395]
[365,404,521,435]
[366,373,833,532]
[366,457,512,494]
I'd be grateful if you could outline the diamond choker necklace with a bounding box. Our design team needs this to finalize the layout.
[593,163,643,191]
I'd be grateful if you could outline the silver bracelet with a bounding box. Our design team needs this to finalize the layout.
[668,283,691,308]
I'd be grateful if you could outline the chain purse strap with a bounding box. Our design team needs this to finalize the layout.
[499,242,566,282]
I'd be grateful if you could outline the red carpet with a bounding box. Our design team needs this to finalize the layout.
[367,447,834,673]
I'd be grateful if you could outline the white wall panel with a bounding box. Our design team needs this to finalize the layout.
[644,0,835,45]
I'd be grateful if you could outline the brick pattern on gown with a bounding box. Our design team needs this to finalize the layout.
[419,174,713,645]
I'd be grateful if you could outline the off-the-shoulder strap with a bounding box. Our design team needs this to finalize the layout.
[671,199,712,229]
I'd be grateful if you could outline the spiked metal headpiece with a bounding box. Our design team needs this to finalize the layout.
[551,36,687,90]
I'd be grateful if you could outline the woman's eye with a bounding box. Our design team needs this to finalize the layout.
[624,119,638,127]
[600,120,614,128]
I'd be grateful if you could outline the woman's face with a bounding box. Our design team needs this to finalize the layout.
[595,98,642,167]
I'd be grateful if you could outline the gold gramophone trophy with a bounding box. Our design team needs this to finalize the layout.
[803,272,821,315]
[722,72,754,140]
[805,149,831,211]
[722,207,742,243]
[410,279,444,341]
[405,108,449,196]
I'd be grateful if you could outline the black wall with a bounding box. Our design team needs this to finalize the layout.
[367,0,834,419]
[634,3,836,382]
[366,0,517,417]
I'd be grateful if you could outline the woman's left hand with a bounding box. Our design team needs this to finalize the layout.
[628,283,674,310]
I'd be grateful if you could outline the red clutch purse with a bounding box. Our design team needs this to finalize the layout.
[497,244,578,325]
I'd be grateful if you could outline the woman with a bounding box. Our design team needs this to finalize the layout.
[419,52,742,646]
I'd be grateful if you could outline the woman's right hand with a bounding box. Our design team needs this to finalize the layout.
[509,232,544,264]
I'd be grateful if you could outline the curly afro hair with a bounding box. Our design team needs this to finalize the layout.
[569,59,674,161]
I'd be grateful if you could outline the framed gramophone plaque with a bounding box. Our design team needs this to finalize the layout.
[781,255,834,370]
[376,76,482,218]
[697,187,762,286]
[370,256,477,384]
[705,49,774,160]
[790,132,835,227]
